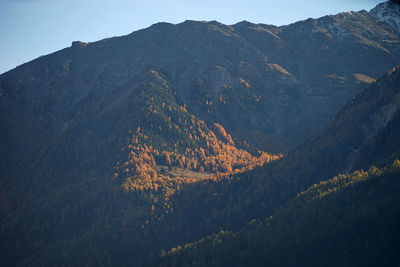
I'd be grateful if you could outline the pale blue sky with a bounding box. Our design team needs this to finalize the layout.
[0,0,384,74]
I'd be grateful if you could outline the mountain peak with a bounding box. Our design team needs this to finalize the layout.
[370,0,400,32]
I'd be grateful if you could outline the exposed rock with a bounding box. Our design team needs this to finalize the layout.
[71,40,88,48]
[370,0,400,33]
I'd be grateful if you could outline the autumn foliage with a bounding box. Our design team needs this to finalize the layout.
[114,116,281,197]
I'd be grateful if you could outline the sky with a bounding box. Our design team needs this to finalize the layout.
[0,0,385,75]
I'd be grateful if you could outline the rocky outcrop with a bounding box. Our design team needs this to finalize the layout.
[371,0,400,33]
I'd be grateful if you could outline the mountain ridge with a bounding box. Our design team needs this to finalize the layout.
[2,6,399,155]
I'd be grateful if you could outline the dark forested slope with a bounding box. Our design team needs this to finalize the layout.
[159,161,400,267]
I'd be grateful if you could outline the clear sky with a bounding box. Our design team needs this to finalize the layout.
[0,0,385,74]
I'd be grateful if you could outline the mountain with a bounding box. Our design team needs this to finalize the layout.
[1,1,400,265]
[1,5,400,159]
[371,0,400,33]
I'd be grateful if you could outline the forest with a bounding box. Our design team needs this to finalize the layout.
[157,160,400,266]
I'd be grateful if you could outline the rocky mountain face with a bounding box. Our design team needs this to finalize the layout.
[371,0,400,33]
[1,1,400,265]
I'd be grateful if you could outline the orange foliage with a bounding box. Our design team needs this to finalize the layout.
[114,119,282,198]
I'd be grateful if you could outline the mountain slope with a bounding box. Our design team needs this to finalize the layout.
[158,161,400,266]
[371,0,400,33]
[140,66,400,257]
[1,6,400,160]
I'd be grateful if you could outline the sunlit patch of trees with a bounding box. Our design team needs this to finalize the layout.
[114,118,281,198]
